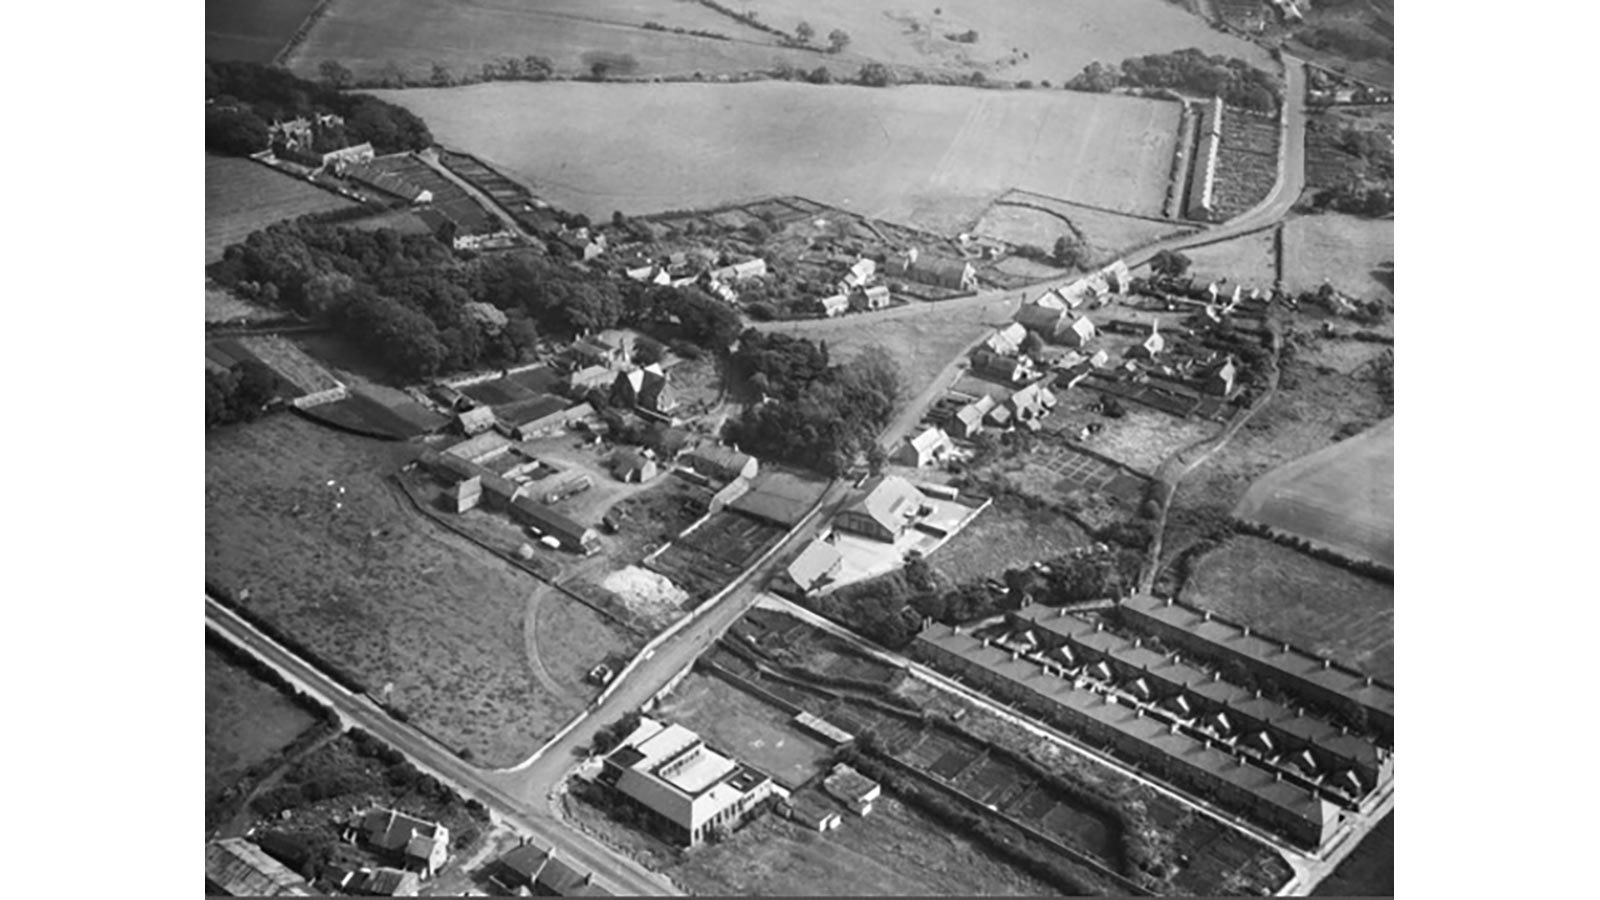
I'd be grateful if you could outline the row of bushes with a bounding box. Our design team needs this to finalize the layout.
[641,21,730,41]
[1232,520,1393,583]
[207,582,370,695]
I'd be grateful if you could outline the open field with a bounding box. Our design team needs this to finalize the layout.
[206,0,321,62]
[205,642,320,806]
[1282,213,1394,302]
[376,81,1183,231]
[206,413,628,765]
[1181,534,1393,682]
[1050,389,1221,473]
[1313,811,1393,896]
[287,0,845,83]
[207,155,358,263]
[973,191,1195,262]
[929,504,1090,587]
[738,0,1272,83]
[1178,226,1279,289]
[654,672,833,790]
[1235,417,1393,568]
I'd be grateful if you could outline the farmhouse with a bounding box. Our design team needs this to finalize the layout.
[612,364,678,416]
[817,293,850,317]
[685,446,759,484]
[611,449,659,484]
[206,838,316,897]
[834,475,931,543]
[1016,303,1069,340]
[573,335,630,369]
[983,323,1029,356]
[600,717,786,846]
[949,395,996,439]
[839,257,877,292]
[823,764,881,816]
[853,284,891,311]
[709,476,752,512]
[786,538,844,596]
[455,405,496,436]
[893,426,954,468]
[355,808,450,875]
[896,249,978,292]
[514,400,593,441]
[1063,315,1098,350]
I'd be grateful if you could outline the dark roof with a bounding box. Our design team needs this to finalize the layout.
[511,496,594,545]
[499,844,551,883]
[537,857,590,895]
[497,393,569,425]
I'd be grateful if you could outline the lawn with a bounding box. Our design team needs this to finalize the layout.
[1235,418,1393,568]
[1282,213,1394,302]
[736,0,1272,84]
[1181,534,1393,682]
[1313,811,1393,896]
[206,154,358,263]
[206,0,321,62]
[286,0,844,83]
[374,81,1183,231]
[653,672,834,790]
[1178,226,1279,289]
[205,641,320,807]
[928,504,1090,587]
[206,413,631,766]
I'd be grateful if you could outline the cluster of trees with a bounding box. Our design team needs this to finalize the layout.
[812,570,925,649]
[1310,181,1393,217]
[727,333,903,475]
[1070,50,1280,113]
[1294,23,1392,62]
[206,360,280,427]
[205,61,433,156]
[590,711,643,756]
[472,55,555,82]
[1150,249,1193,278]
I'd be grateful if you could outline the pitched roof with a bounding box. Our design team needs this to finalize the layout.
[1066,315,1096,341]
[686,446,756,480]
[360,808,444,852]
[907,426,951,455]
[1016,304,1067,333]
[845,475,927,534]
[457,406,496,432]
[206,839,316,897]
[787,539,843,591]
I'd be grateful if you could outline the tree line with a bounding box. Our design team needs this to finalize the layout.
[1068,49,1280,113]
[205,60,433,158]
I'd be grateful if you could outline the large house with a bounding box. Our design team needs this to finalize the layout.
[601,717,786,846]
[786,538,844,596]
[892,426,954,468]
[853,284,891,311]
[1062,314,1097,350]
[896,249,978,292]
[1016,303,1069,341]
[983,323,1029,356]
[685,445,759,484]
[355,808,450,876]
[612,364,678,416]
[834,475,931,543]
[817,293,850,318]
[970,349,1036,385]
[839,257,877,293]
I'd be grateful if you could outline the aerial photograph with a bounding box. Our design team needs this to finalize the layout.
[205,0,1394,895]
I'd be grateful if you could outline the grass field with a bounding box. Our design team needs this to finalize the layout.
[973,193,1194,263]
[287,0,845,83]
[653,672,833,790]
[928,504,1090,587]
[375,81,1182,231]
[207,154,357,263]
[1179,226,1279,289]
[1181,534,1393,682]
[1313,811,1393,896]
[206,0,321,62]
[206,282,278,324]
[205,642,320,806]
[737,0,1272,83]
[1235,418,1393,568]
[206,414,629,765]
[1282,213,1394,302]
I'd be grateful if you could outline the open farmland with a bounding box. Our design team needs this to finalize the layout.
[206,0,321,62]
[206,413,630,766]
[205,641,320,807]
[736,0,1272,83]
[286,0,850,83]
[1235,417,1394,568]
[376,81,1183,232]
[1282,213,1394,302]
[1180,534,1393,682]
[206,154,358,263]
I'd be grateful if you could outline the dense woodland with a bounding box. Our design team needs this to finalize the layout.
[206,360,281,428]
[1069,49,1280,113]
[205,61,433,157]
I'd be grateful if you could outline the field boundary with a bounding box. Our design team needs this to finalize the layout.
[290,405,403,442]
[1005,188,1179,226]
[1230,520,1394,583]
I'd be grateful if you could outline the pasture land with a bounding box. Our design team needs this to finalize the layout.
[1235,418,1394,568]
[287,0,844,83]
[653,672,834,790]
[207,154,357,263]
[376,81,1183,231]
[1282,213,1394,302]
[205,641,320,806]
[736,0,1272,83]
[1178,226,1279,290]
[206,413,628,765]
[929,504,1090,587]
[1181,534,1393,682]
[206,0,321,62]
[974,190,1196,262]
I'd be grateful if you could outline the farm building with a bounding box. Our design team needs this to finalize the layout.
[355,808,450,875]
[514,400,593,441]
[983,323,1029,356]
[600,717,787,847]
[834,475,931,543]
[1016,303,1069,340]
[711,258,768,282]
[1101,260,1134,294]
[823,764,881,816]
[685,446,759,484]
[343,162,433,205]
[491,843,609,897]
[949,395,997,439]
[786,538,844,595]
[569,365,614,391]
[446,431,513,464]
[893,426,954,468]
[709,476,752,512]
[817,293,850,317]
[321,142,376,168]
[839,257,877,292]
[455,406,496,436]
[448,475,484,513]
[729,470,829,526]
[1186,99,1225,222]
[611,449,660,483]
[780,793,843,832]
[613,364,678,416]
[853,284,891,311]
[971,349,1036,385]
[1063,315,1098,350]
[206,838,316,897]
[896,249,978,292]
[510,497,600,553]
[573,335,630,369]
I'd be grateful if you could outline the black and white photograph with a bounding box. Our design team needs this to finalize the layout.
[201,1,1407,895]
